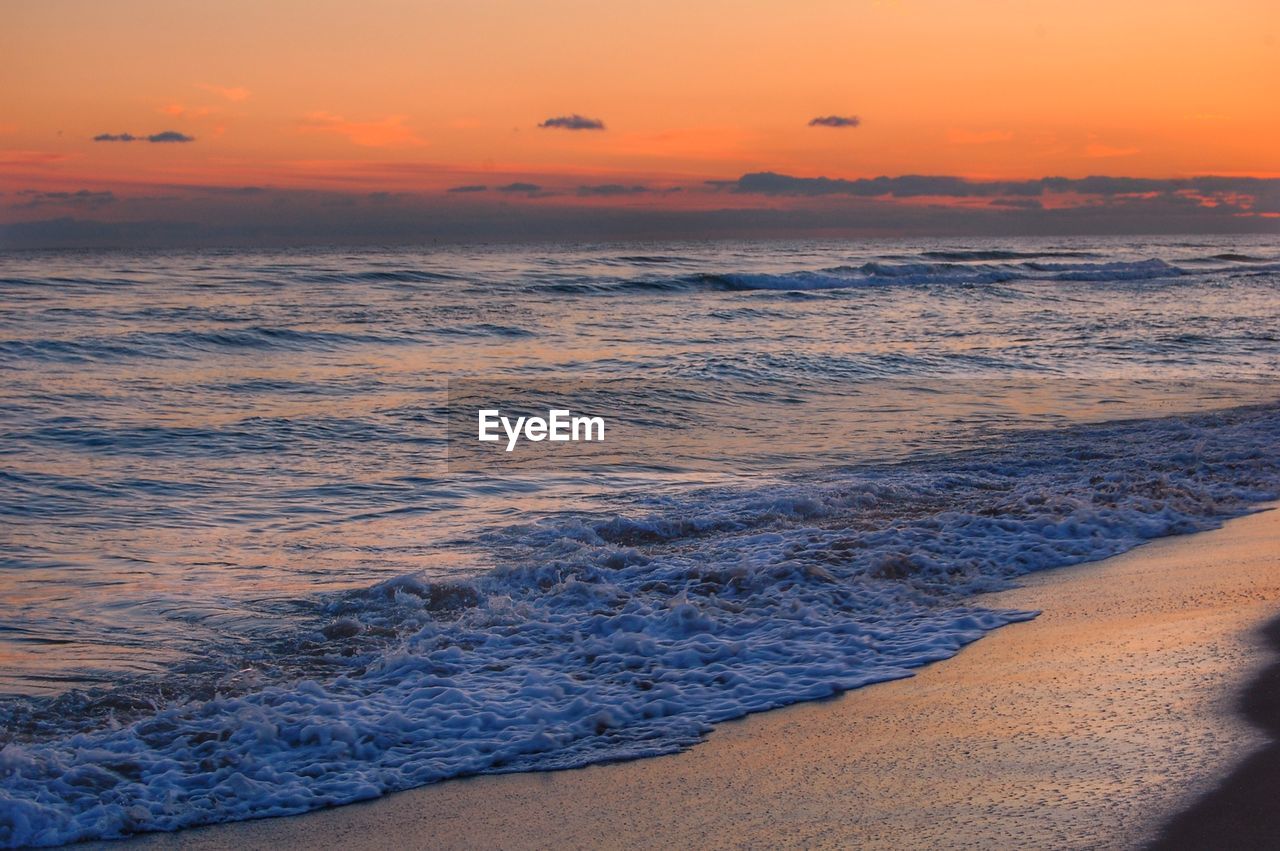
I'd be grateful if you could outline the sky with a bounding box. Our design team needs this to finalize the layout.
[2,0,1278,246]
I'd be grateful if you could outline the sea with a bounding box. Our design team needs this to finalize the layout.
[1,235,1279,845]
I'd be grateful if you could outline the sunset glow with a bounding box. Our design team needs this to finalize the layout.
[3,0,1278,243]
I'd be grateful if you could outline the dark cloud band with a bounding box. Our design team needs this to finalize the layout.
[6,171,1276,249]
[92,131,196,143]
[538,115,605,131]
[11,189,117,210]
[577,184,649,196]
[715,171,1280,200]
[808,115,861,128]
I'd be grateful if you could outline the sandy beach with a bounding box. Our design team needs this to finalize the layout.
[99,505,1280,851]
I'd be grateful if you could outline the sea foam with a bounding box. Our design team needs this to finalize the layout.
[2,405,1279,846]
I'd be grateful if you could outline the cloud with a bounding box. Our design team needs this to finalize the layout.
[147,131,195,143]
[6,171,1277,249]
[538,114,606,131]
[989,197,1044,209]
[717,172,1042,197]
[300,112,423,147]
[92,131,195,143]
[1037,176,1148,194]
[808,115,861,128]
[448,184,488,193]
[710,172,1280,216]
[11,189,117,210]
[577,184,650,196]
[7,173,1280,249]
[367,191,415,204]
[9,185,1278,250]
[187,185,267,196]
[199,84,250,102]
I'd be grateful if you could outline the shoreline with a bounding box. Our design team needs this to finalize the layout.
[100,506,1280,850]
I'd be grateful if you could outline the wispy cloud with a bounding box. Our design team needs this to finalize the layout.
[299,112,423,147]
[989,197,1044,209]
[92,131,195,143]
[188,185,268,196]
[712,172,1280,209]
[447,184,488,193]
[715,172,1038,197]
[496,182,543,194]
[199,84,251,102]
[11,189,117,210]
[366,191,414,204]
[576,184,650,196]
[538,114,606,131]
[808,115,861,128]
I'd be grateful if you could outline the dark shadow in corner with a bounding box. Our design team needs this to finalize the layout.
[1148,615,1280,850]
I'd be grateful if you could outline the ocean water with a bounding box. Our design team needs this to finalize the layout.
[1,236,1279,845]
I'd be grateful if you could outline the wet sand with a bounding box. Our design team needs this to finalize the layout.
[108,506,1280,850]
[1148,609,1280,850]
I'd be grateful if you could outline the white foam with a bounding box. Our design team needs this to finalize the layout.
[2,406,1278,846]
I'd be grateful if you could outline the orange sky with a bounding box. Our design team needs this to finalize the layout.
[2,0,1279,243]
[4,0,1278,190]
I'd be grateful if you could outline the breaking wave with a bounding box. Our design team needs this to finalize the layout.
[519,258,1206,295]
[691,258,1187,291]
[2,404,1279,847]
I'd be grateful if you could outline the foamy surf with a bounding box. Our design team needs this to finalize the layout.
[2,404,1279,847]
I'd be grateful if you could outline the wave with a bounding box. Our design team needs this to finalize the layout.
[298,269,462,284]
[1206,253,1276,263]
[611,255,696,265]
[919,249,1101,262]
[0,276,147,291]
[10,415,427,459]
[4,256,1264,307]
[433,323,535,339]
[3,404,1278,846]
[0,327,412,363]
[522,277,709,295]
[513,256,1218,296]
[1020,258,1184,281]
[693,258,1188,291]
[694,265,1016,291]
